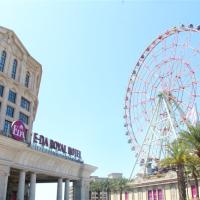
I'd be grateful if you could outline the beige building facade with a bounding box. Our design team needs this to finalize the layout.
[110,172,199,200]
[0,26,96,200]
[0,26,42,143]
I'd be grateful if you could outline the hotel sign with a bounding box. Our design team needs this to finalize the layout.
[33,133,82,160]
[11,120,26,141]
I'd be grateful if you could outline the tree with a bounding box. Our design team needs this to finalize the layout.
[89,180,96,199]
[90,178,129,200]
[180,124,200,157]
[109,178,119,198]
[185,153,200,199]
[110,178,128,200]
[102,179,112,200]
[89,180,104,200]
[160,140,187,200]
[180,124,200,198]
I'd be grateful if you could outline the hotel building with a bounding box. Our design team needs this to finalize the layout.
[0,26,96,200]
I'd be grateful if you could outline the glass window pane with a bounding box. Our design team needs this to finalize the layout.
[8,90,16,103]
[25,72,30,87]
[20,97,30,111]
[148,190,153,200]
[191,185,197,198]
[0,85,4,97]
[3,120,12,135]
[11,59,17,79]
[158,189,163,200]
[153,190,157,200]
[0,51,6,72]
[19,112,29,125]
[125,192,129,200]
[6,105,14,117]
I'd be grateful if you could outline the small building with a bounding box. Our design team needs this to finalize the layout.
[108,173,123,179]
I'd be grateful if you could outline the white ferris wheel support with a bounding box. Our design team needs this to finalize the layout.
[129,92,188,180]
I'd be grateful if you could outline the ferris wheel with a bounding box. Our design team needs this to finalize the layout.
[124,24,200,179]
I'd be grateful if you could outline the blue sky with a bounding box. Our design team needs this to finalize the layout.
[1,0,200,199]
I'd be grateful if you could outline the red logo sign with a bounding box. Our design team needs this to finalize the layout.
[11,120,26,141]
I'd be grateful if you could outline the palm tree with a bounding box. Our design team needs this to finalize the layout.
[102,178,112,200]
[90,180,98,199]
[110,178,119,199]
[89,180,104,200]
[185,153,200,199]
[97,181,104,200]
[111,178,128,200]
[180,124,200,157]
[179,124,200,198]
[89,180,95,199]
[90,178,129,200]
[160,140,187,200]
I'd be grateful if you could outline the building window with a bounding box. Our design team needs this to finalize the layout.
[8,90,16,103]
[21,97,30,111]
[19,112,29,125]
[3,120,12,135]
[125,192,129,200]
[148,190,153,200]
[154,190,159,200]
[158,189,163,200]
[0,51,6,72]
[148,189,163,200]
[11,59,17,79]
[25,72,30,88]
[0,85,4,97]
[191,185,197,199]
[6,105,14,118]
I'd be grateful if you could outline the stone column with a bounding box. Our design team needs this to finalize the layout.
[83,179,90,200]
[17,170,26,200]
[73,179,90,200]
[0,165,10,200]
[73,180,82,200]
[29,173,36,200]
[57,178,63,200]
[64,179,69,200]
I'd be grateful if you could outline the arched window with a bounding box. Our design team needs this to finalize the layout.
[0,51,7,72]
[11,59,17,79]
[25,72,30,88]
